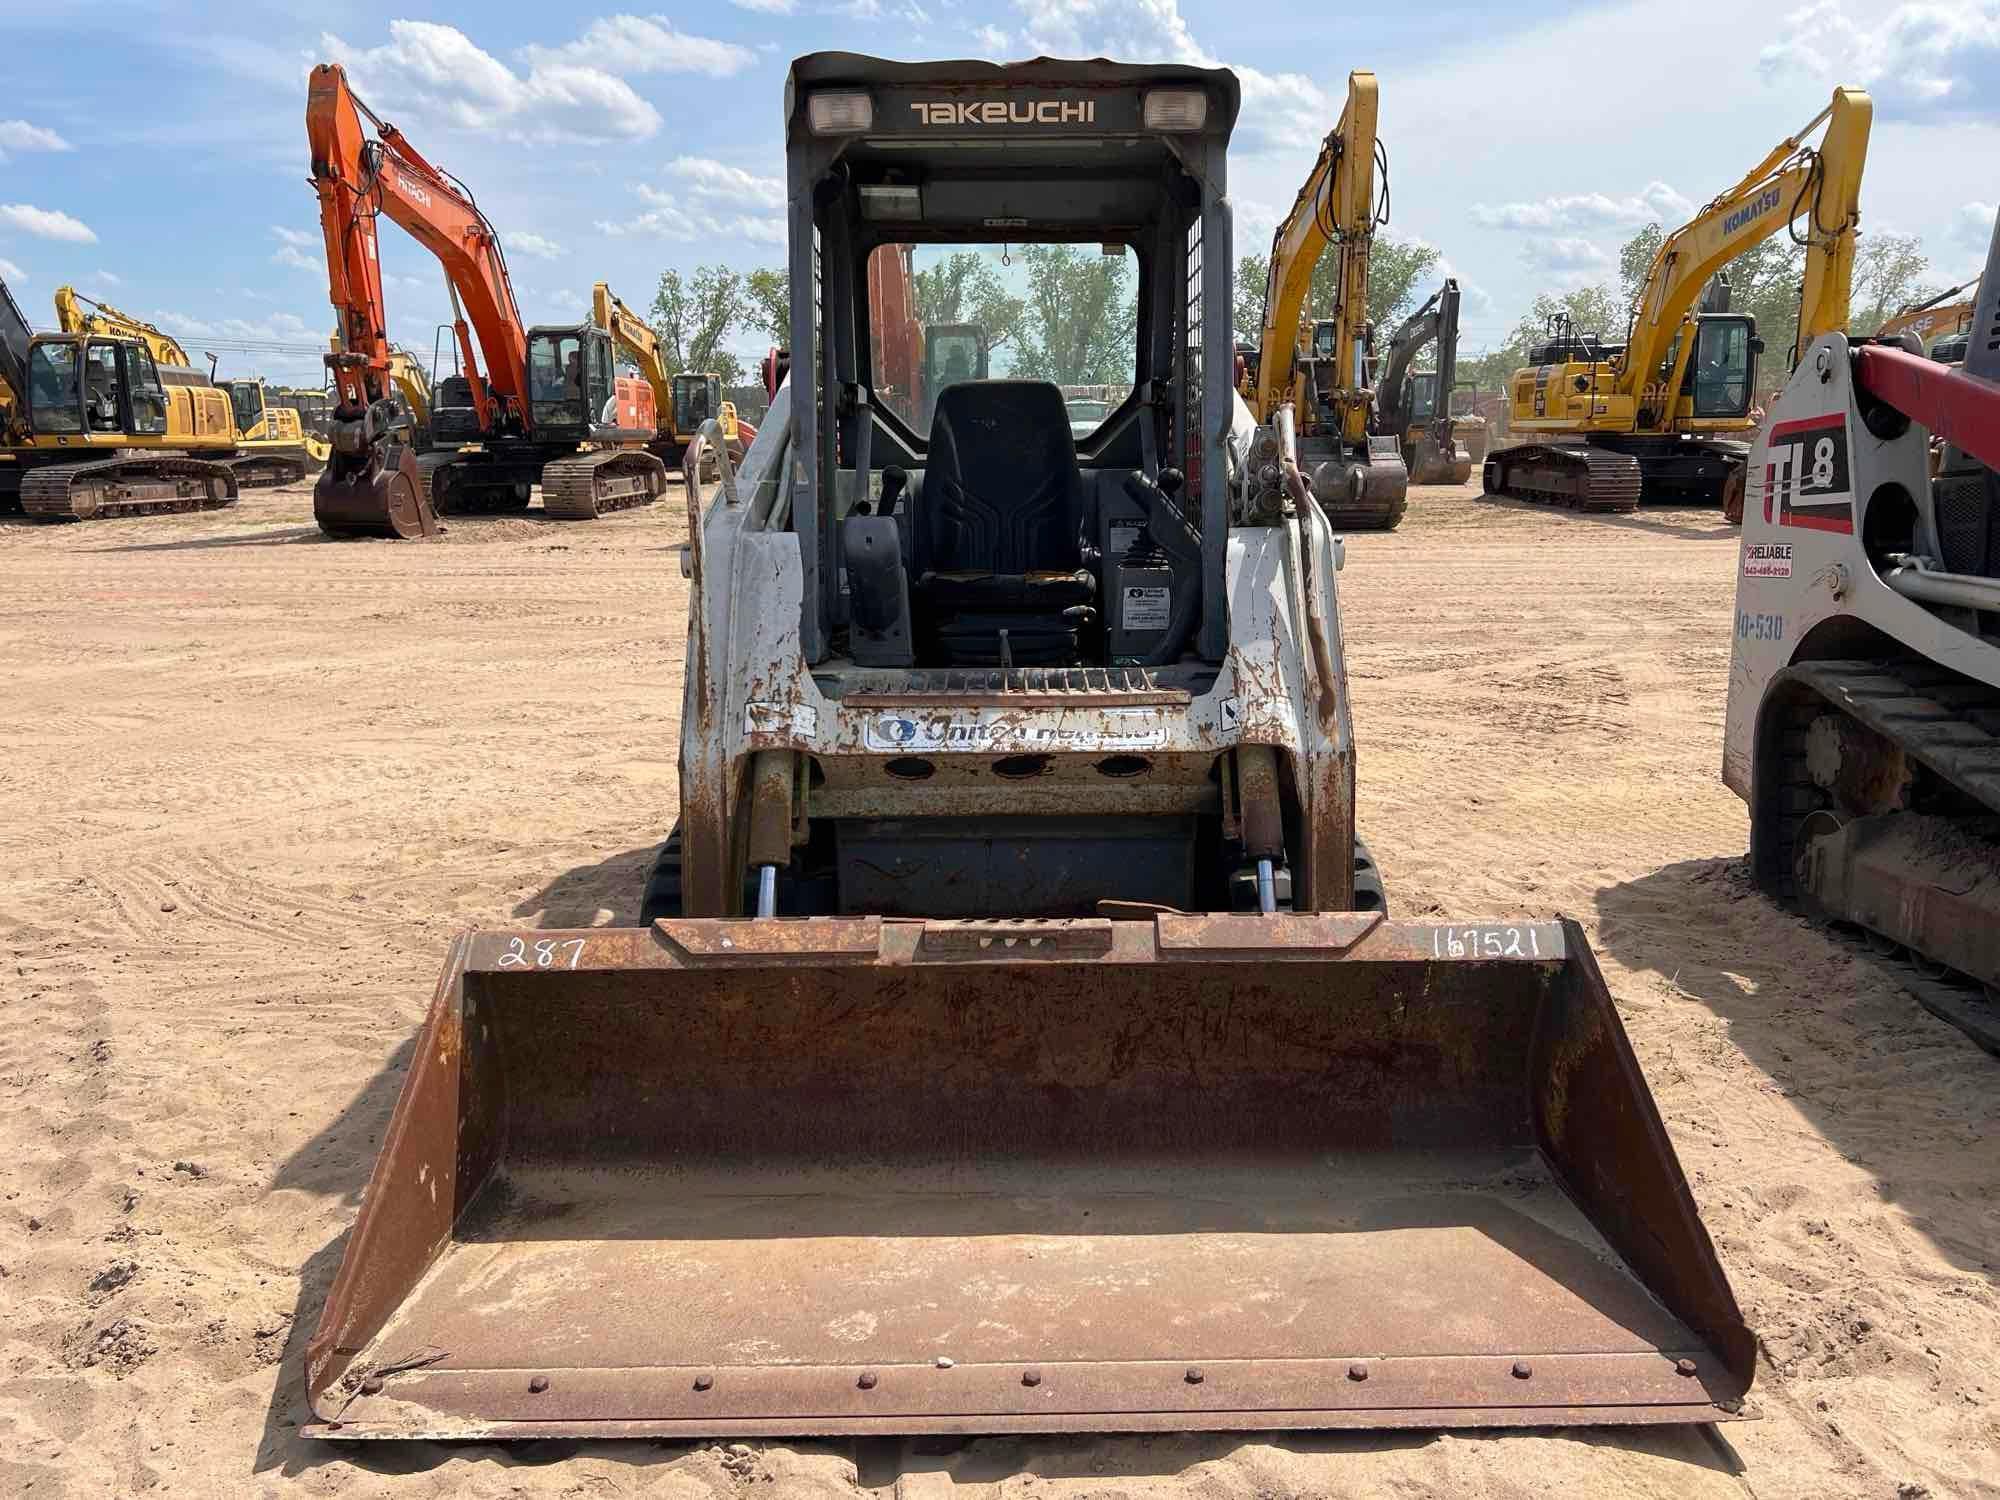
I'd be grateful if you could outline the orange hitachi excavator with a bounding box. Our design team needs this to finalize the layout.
[306,63,666,537]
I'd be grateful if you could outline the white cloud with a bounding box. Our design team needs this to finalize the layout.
[1760,0,2000,119]
[732,0,797,12]
[156,309,318,344]
[272,246,319,272]
[1470,182,1693,233]
[1520,235,1615,273]
[1005,0,1325,149]
[322,20,662,144]
[520,14,756,78]
[94,270,123,287]
[509,231,564,260]
[597,185,785,245]
[0,256,26,282]
[271,225,315,248]
[668,156,786,209]
[0,119,71,161]
[973,24,1011,52]
[1953,200,1997,252]
[0,202,97,243]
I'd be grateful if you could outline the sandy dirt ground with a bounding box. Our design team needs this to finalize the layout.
[2,478,1996,1499]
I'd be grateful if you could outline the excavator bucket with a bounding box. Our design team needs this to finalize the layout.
[305,914,1753,1440]
[313,443,439,539]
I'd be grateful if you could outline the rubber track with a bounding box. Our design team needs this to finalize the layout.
[1484,443,1641,513]
[19,456,238,521]
[541,449,668,521]
[1771,659,2000,1053]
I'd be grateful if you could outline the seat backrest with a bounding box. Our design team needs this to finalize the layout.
[915,381,1082,575]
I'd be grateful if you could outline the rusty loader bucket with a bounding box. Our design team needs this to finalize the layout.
[305,914,1752,1439]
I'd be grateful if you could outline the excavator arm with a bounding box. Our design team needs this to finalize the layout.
[306,62,527,439]
[1373,286,1443,435]
[52,286,197,369]
[0,272,31,419]
[592,282,673,437]
[1624,88,1871,400]
[1252,70,1379,443]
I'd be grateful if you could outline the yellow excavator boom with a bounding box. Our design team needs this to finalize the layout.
[1251,71,1378,444]
[1625,88,1872,388]
[52,286,198,371]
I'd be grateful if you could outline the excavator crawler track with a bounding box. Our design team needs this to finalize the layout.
[1483,443,1641,513]
[19,456,238,521]
[226,449,310,489]
[425,454,535,516]
[541,448,669,520]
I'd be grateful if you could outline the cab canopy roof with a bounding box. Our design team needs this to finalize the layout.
[783,52,1240,234]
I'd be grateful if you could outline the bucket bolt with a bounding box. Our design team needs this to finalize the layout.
[857,1370,878,1391]
[528,1375,550,1394]
[1676,1358,1699,1377]
[1347,1363,1368,1382]
[1511,1361,1533,1380]
[1022,1368,1042,1387]
[1184,1366,1205,1385]
[693,1372,714,1392]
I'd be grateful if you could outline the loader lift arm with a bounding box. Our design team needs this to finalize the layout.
[307,62,526,439]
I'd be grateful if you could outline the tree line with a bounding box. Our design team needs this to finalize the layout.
[646,245,1145,390]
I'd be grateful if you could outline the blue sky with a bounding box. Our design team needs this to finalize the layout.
[4,0,1997,389]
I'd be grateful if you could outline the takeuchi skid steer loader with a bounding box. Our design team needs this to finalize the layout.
[305,52,1753,1442]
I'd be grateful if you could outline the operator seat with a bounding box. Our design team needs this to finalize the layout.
[911,380,1095,665]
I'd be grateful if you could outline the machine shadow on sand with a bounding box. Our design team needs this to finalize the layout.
[1595,857,2000,1284]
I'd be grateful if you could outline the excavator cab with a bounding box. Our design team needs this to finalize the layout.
[670,371,722,434]
[526,323,622,442]
[219,378,269,438]
[1683,315,1761,420]
[25,336,169,438]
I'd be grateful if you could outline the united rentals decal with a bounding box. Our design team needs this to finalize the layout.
[1764,412,1853,533]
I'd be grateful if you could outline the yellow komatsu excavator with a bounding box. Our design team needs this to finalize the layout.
[1485,88,1872,514]
[53,287,312,487]
[591,282,739,477]
[1247,71,1409,529]
[0,273,237,520]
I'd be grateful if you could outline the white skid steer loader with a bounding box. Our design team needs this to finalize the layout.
[303,52,1752,1442]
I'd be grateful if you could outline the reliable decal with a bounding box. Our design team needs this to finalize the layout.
[909,99,1097,127]
[1764,413,1853,533]
[1723,186,1781,236]
[1742,541,1793,578]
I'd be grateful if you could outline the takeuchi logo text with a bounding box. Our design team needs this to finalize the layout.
[908,99,1097,127]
